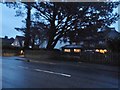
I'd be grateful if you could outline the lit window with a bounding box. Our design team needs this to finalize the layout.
[99,49,105,54]
[96,49,107,54]
[29,46,32,48]
[74,49,81,53]
[104,49,107,52]
[11,43,14,46]
[95,49,99,52]
[64,49,70,52]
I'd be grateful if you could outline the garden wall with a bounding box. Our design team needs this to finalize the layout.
[1,46,24,56]
[24,49,61,61]
[2,49,20,56]
[25,50,119,66]
[78,52,119,66]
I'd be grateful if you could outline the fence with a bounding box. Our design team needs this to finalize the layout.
[24,49,61,61]
[78,52,119,66]
[25,50,119,66]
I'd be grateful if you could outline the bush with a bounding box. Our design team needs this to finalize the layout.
[107,37,120,53]
[2,46,24,50]
[24,48,61,52]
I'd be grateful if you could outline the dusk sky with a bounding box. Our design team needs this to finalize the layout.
[0,3,119,39]
[0,3,23,38]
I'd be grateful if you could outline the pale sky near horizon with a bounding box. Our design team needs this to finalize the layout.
[0,3,119,39]
[0,3,23,38]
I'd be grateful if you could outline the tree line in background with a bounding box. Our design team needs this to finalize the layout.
[4,1,120,52]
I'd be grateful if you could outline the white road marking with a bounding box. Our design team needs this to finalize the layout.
[17,66,71,77]
[18,66,29,69]
[34,69,71,77]
[32,61,56,65]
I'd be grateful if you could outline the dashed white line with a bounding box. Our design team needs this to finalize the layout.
[18,66,29,69]
[17,66,71,78]
[31,61,56,65]
[34,69,71,78]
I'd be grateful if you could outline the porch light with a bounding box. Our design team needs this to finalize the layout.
[20,50,24,54]
[74,49,81,53]
[64,49,71,52]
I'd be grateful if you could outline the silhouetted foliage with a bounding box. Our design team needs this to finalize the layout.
[107,36,120,52]
[32,2,120,49]
[4,2,35,49]
[4,1,120,49]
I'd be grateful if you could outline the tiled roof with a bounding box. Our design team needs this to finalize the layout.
[16,36,25,47]
[2,37,14,46]
[62,45,82,49]
[107,30,120,39]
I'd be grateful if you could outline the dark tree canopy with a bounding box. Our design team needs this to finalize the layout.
[4,2,35,49]
[4,1,120,49]
[32,2,120,49]
[107,35,120,52]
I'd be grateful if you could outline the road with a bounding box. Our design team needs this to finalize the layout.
[1,56,119,88]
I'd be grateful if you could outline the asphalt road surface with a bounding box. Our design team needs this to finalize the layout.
[1,56,119,88]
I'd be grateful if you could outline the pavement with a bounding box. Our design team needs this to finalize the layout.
[1,56,120,88]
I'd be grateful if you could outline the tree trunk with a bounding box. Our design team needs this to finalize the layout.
[46,34,55,50]
[24,2,31,49]
[46,4,58,50]
[46,21,56,50]
[46,32,63,50]
[32,38,35,49]
[46,44,55,50]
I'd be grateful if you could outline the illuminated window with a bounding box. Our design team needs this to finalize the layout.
[99,49,105,54]
[96,49,107,54]
[64,49,70,52]
[104,49,107,52]
[95,49,99,52]
[74,49,81,53]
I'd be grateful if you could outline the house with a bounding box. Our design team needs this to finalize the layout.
[62,44,108,54]
[78,37,106,48]
[1,36,14,47]
[62,45,82,53]
[62,27,119,54]
[11,36,25,47]
[106,29,120,40]
[11,35,42,48]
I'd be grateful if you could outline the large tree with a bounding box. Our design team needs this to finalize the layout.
[4,2,35,49]
[32,2,79,49]
[32,2,120,49]
[107,35,120,52]
[4,1,120,50]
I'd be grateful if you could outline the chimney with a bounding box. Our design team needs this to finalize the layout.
[4,36,8,39]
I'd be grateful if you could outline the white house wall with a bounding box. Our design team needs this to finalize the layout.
[55,40,70,50]
[11,39,21,47]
